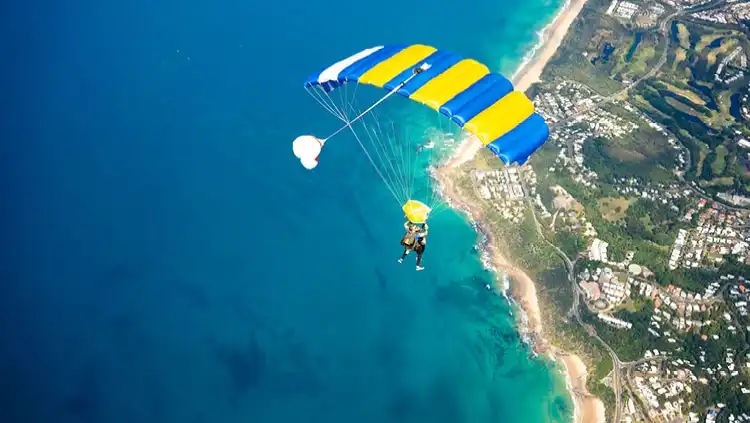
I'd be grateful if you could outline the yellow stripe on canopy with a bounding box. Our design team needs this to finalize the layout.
[409,59,489,110]
[359,45,437,88]
[463,91,535,145]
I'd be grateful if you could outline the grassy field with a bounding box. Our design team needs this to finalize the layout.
[711,144,729,175]
[695,142,710,177]
[676,23,690,49]
[663,81,706,105]
[695,33,723,51]
[700,176,734,187]
[629,18,750,194]
[627,44,657,76]
[664,96,705,119]
[473,148,507,170]
[597,197,631,221]
[673,47,688,68]
[705,37,739,65]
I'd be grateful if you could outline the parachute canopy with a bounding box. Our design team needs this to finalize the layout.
[304,44,549,165]
[292,135,324,169]
[402,199,431,224]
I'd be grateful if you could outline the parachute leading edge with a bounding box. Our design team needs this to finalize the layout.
[402,200,431,224]
[304,44,550,165]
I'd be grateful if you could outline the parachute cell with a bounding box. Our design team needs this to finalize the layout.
[304,43,549,165]
[402,200,431,224]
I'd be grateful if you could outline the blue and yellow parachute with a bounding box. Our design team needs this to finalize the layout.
[294,43,550,224]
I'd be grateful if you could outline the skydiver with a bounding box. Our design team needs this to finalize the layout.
[398,223,428,271]
[398,221,418,255]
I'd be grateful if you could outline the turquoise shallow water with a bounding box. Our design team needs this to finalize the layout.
[2,0,573,422]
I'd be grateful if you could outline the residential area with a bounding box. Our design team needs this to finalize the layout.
[574,245,749,422]
[669,201,750,270]
[465,0,750,419]
[473,167,530,223]
[527,53,750,423]
[472,147,750,421]
[691,1,750,25]
[533,80,688,188]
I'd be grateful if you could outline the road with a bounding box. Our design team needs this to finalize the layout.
[549,0,750,212]
[534,2,740,419]
[516,7,699,420]
[517,175,626,422]
[477,168,676,422]
[680,177,750,211]
[465,1,739,421]
[549,7,680,133]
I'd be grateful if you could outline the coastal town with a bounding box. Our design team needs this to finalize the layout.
[460,121,750,421]
[466,129,750,422]
[437,0,750,421]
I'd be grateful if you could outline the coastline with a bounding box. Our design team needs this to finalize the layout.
[435,167,604,423]
[512,0,589,92]
[433,0,606,421]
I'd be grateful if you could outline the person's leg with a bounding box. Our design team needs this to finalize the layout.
[416,250,424,270]
[398,248,410,263]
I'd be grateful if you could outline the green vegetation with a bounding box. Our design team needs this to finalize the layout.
[655,267,716,292]
[536,166,680,274]
[719,254,750,277]
[535,265,617,411]
[542,0,624,95]
[552,229,586,259]
[636,17,750,197]
[581,297,661,362]
[542,1,750,199]
[582,134,675,185]
[625,198,691,247]
[453,163,618,412]
[598,197,631,222]
[473,148,506,170]
[505,1,750,417]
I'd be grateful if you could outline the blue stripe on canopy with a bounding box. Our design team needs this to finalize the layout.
[447,76,514,126]
[487,113,549,165]
[385,51,463,96]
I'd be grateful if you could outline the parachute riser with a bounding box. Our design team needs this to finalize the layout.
[293,62,432,172]
[322,62,432,142]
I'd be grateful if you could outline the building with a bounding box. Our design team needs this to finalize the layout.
[580,280,602,300]
[589,238,609,262]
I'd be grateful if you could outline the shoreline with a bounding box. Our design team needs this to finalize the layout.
[433,0,604,420]
[512,0,589,92]
[434,165,605,423]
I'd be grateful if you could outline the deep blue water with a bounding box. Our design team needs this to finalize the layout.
[1,0,572,422]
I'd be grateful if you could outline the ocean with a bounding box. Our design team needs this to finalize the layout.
[2,0,573,422]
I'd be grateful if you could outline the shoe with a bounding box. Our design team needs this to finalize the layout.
[397,258,403,263]
[416,266,424,271]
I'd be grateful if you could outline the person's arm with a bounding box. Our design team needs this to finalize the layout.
[404,221,410,230]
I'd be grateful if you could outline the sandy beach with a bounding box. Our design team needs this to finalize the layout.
[560,355,607,423]
[435,164,606,423]
[433,0,606,420]
[512,0,590,92]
